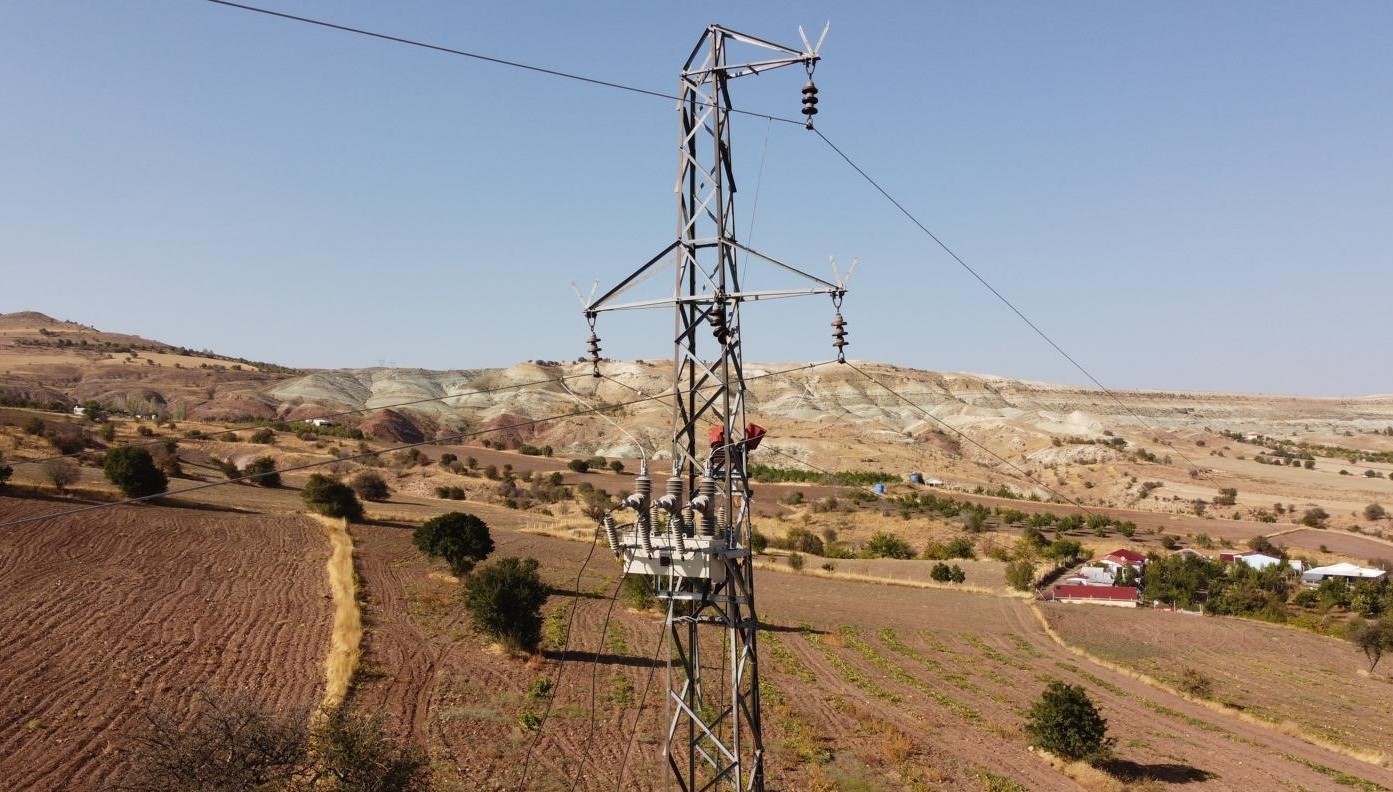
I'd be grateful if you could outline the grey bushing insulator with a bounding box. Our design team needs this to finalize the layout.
[635,473,652,501]
[638,510,653,554]
[717,505,728,539]
[665,475,683,502]
[673,516,687,553]
[682,504,695,537]
[698,476,717,536]
[602,515,620,554]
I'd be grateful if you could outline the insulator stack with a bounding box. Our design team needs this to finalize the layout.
[831,312,848,362]
[639,513,653,553]
[717,505,728,538]
[698,475,717,536]
[673,512,687,552]
[602,514,621,554]
[635,472,652,502]
[801,80,819,128]
[586,331,602,376]
[682,504,695,536]
[710,304,729,344]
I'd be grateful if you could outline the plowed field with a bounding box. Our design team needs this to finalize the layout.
[0,497,333,792]
[349,523,1393,791]
[1043,604,1393,763]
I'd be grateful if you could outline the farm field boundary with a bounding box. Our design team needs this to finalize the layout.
[1027,601,1391,769]
[315,515,362,712]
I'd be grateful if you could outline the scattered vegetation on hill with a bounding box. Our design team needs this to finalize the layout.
[465,557,548,653]
[302,474,363,521]
[413,512,494,576]
[1025,681,1114,763]
[103,445,168,498]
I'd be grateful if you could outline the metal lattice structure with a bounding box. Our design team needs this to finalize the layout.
[584,24,843,792]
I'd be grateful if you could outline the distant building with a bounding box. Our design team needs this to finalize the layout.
[72,406,86,416]
[1102,548,1147,570]
[1302,563,1387,586]
[308,418,337,428]
[1046,585,1139,608]
[1220,551,1304,573]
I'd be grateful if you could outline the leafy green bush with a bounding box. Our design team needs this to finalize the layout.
[302,474,363,521]
[242,456,281,487]
[780,526,824,555]
[434,485,466,500]
[249,427,275,445]
[103,446,168,498]
[863,531,914,559]
[349,471,390,502]
[1025,681,1114,762]
[567,459,589,473]
[414,511,494,576]
[1006,559,1036,591]
[465,557,549,653]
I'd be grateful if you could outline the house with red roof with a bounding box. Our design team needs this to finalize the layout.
[1046,584,1139,608]
[1103,548,1146,567]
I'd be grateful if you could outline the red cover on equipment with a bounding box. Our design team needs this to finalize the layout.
[744,423,766,451]
[708,425,726,447]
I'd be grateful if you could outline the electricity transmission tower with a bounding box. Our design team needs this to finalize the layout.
[584,24,847,792]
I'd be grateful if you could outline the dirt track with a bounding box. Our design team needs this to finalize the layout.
[0,497,333,792]
[350,523,1393,791]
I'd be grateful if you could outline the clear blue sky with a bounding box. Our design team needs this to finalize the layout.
[2,1,1389,396]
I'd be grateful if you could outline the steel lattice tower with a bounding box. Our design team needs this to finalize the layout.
[585,24,842,792]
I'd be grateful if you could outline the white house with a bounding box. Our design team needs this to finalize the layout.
[308,418,338,428]
[1302,562,1387,586]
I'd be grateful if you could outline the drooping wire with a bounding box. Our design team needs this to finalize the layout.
[15,372,593,467]
[812,127,1210,479]
[559,378,653,466]
[513,522,602,792]
[844,361,1101,516]
[205,0,1208,480]
[205,0,805,128]
[612,616,668,792]
[566,569,628,791]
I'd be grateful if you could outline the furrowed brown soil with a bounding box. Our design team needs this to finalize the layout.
[0,496,333,792]
[1273,528,1393,563]
[1042,604,1393,763]
[351,522,1393,791]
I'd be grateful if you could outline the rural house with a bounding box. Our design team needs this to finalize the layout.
[1045,584,1139,608]
[1301,562,1387,586]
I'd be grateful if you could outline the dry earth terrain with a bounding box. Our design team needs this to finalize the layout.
[0,497,334,792]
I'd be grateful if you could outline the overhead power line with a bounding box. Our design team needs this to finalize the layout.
[204,0,805,127]
[844,362,1102,517]
[203,0,1207,478]
[812,129,1210,477]
[0,361,831,531]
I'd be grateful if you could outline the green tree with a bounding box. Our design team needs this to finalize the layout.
[1005,559,1036,591]
[249,427,275,444]
[1365,503,1386,521]
[414,511,494,576]
[465,557,549,653]
[103,445,168,498]
[1348,615,1393,673]
[608,459,625,474]
[567,459,590,473]
[949,564,966,583]
[782,526,824,555]
[349,470,391,502]
[930,562,952,582]
[1024,681,1114,763]
[863,531,915,559]
[302,473,364,521]
[241,456,281,487]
